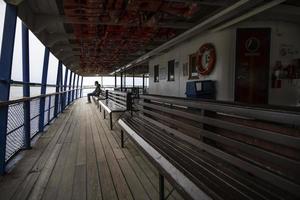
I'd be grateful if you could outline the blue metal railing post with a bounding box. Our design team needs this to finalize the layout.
[54,61,62,117]
[72,73,76,102]
[0,4,17,175]
[59,65,63,112]
[68,71,73,105]
[80,76,83,98]
[76,74,80,99]
[22,22,31,149]
[39,48,50,132]
[47,95,51,123]
[63,68,69,110]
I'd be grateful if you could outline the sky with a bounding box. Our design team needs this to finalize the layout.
[0,1,147,88]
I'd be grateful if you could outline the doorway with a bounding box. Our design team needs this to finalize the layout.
[235,28,271,105]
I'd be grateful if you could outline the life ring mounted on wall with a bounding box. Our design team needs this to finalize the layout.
[196,43,216,76]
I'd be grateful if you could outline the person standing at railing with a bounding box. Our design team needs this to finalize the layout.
[87,81,102,103]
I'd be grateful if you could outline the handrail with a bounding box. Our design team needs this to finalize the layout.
[0,88,80,107]
[0,79,67,87]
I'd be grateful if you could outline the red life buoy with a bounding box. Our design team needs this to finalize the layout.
[196,43,216,76]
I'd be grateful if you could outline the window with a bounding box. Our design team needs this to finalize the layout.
[0,1,6,56]
[154,65,159,82]
[29,30,45,83]
[189,54,198,79]
[46,53,58,94]
[168,60,175,81]
[11,18,22,82]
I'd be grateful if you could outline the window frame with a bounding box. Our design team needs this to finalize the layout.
[154,65,159,82]
[189,53,198,79]
[167,60,175,82]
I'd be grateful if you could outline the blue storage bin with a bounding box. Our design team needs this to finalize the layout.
[185,80,216,99]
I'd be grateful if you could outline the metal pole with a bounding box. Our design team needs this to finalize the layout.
[63,68,69,109]
[72,73,76,102]
[80,76,83,98]
[124,70,126,89]
[39,48,50,132]
[133,69,135,88]
[22,22,31,149]
[76,74,80,99]
[68,71,72,105]
[114,73,117,88]
[54,61,62,117]
[59,65,63,113]
[0,4,17,175]
[142,74,145,94]
[120,72,123,92]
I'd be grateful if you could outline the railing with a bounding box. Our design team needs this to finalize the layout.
[0,88,82,164]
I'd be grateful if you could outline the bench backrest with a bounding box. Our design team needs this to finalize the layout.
[135,94,300,198]
[106,90,132,110]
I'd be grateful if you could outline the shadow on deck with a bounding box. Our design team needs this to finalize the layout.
[0,99,183,200]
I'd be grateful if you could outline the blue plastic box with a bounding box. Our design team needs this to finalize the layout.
[185,80,216,99]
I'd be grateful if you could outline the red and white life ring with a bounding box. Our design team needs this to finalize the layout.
[196,43,216,76]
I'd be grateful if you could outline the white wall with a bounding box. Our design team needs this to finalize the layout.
[148,19,300,106]
[149,29,236,101]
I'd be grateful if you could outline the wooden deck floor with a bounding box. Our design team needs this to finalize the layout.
[0,99,183,200]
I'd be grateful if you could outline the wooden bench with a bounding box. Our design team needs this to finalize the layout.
[118,94,300,200]
[99,90,132,130]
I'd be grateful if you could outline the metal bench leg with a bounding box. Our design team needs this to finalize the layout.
[110,112,113,130]
[103,110,106,119]
[121,130,124,148]
[159,174,164,200]
[99,105,101,112]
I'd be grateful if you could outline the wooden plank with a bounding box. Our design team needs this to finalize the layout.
[86,108,102,200]
[54,105,83,200]
[72,102,87,200]
[55,127,80,200]
[94,112,151,200]
[72,164,87,200]
[98,105,183,200]
[91,107,133,200]
[41,110,79,200]
[90,111,118,200]
[26,144,62,200]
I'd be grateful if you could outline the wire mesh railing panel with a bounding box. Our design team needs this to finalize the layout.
[44,111,49,126]
[6,103,25,161]
[30,98,40,137]
[51,95,55,107]
[30,99,40,119]
[65,93,68,106]
[44,96,50,126]
[45,96,50,112]
[6,126,24,161]
[30,117,39,138]
[7,103,24,134]
[49,107,54,121]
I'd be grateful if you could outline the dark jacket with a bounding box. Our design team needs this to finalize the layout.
[94,85,101,96]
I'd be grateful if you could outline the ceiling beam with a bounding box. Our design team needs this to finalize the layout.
[5,0,25,6]
[34,14,195,31]
[165,0,234,6]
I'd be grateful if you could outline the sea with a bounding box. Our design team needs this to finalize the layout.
[9,86,93,100]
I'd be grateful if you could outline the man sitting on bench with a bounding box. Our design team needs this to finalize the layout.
[87,81,102,103]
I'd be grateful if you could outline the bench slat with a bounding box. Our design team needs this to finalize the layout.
[140,95,300,126]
